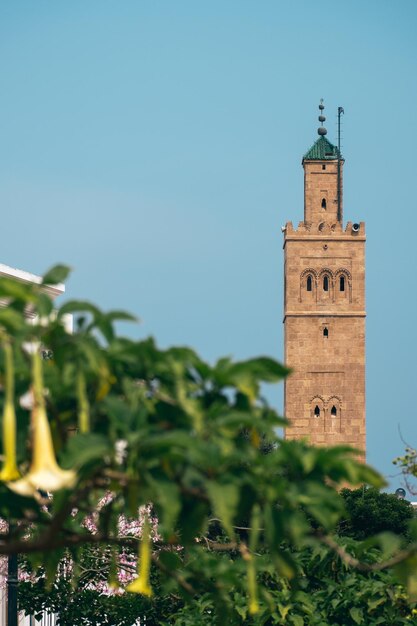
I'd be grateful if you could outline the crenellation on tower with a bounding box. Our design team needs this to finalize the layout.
[285,220,365,236]
[283,102,366,457]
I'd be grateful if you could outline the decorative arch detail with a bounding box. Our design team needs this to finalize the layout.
[327,395,342,404]
[318,268,334,279]
[310,396,326,424]
[334,268,351,281]
[301,268,319,280]
[318,268,333,297]
[335,268,352,302]
[328,395,342,413]
[309,394,326,404]
[327,396,342,432]
[300,268,318,302]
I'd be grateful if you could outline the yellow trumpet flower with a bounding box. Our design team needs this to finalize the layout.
[0,341,20,482]
[126,514,153,597]
[7,474,37,497]
[77,370,90,434]
[247,556,260,615]
[247,505,261,615]
[9,349,76,494]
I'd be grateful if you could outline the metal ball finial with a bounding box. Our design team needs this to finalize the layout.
[317,99,327,135]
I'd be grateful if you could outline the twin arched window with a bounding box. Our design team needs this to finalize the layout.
[314,404,337,417]
[311,398,341,420]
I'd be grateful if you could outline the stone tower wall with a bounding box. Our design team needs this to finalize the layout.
[304,159,344,224]
[283,156,366,456]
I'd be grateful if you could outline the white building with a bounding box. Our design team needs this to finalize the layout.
[0,264,64,626]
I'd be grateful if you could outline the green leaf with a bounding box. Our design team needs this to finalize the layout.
[58,300,102,319]
[408,519,417,541]
[154,478,181,536]
[63,433,110,468]
[374,532,402,559]
[42,264,71,285]
[272,551,297,579]
[299,481,344,529]
[395,554,417,601]
[0,308,26,332]
[0,276,36,302]
[206,481,239,536]
[103,396,133,430]
[349,607,363,624]
[278,604,290,619]
[178,498,209,544]
[36,293,54,317]
[43,547,66,588]
[105,310,139,324]
[77,337,105,372]
[300,449,317,474]
[230,357,290,384]
[264,503,281,550]
[158,550,182,572]
[367,596,385,611]
[89,313,114,342]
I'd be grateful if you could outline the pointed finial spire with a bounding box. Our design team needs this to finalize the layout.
[317,99,327,136]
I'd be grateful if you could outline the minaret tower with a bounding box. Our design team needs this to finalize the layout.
[283,102,366,455]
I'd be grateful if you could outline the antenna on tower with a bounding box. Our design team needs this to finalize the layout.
[337,106,344,223]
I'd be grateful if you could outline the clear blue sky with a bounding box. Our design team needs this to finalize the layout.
[1,1,416,488]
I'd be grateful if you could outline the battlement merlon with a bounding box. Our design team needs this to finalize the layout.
[282,221,365,247]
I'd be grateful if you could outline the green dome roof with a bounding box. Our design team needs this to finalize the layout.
[302,135,342,161]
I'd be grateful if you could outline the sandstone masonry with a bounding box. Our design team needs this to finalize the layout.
[283,126,366,456]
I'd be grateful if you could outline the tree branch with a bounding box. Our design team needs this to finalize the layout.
[318,532,417,572]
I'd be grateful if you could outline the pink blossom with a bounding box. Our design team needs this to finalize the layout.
[0,517,8,533]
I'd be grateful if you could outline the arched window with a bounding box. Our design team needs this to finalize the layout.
[323,327,329,338]
[301,270,317,302]
[340,275,345,292]
[331,405,337,417]
[323,275,329,291]
[321,198,327,210]
[310,397,325,426]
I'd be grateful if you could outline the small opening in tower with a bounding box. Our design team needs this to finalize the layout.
[340,275,345,291]
[323,327,328,338]
[321,198,327,210]
[322,164,326,170]
[323,275,329,291]
[331,405,337,417]
[314,405,320,417]
[306,275,312,291]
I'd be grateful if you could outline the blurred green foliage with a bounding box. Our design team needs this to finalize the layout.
[0,266,416,624]
[338,487,415,540]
